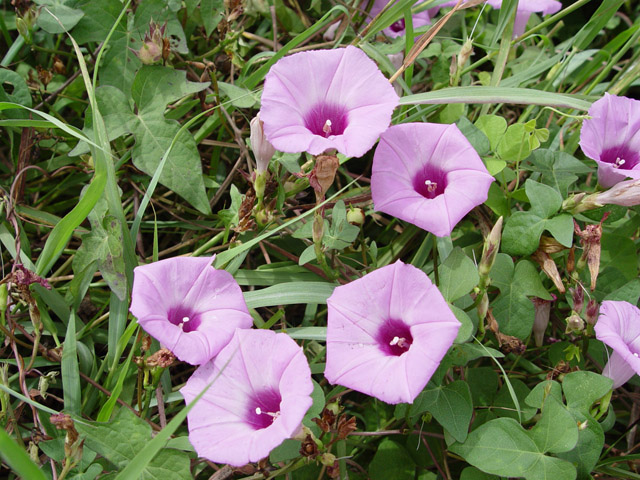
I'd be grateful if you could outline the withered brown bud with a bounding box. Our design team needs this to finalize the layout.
[309,154,340,200]
[336,415,357,439]
[575,213,608,291]
[531,250,565,293]
[52,55,66,75]
[50,413,78,445]
[532,296,553,347]
[141,335,152,352]
[146,348,176,368]
[566,247,575,274]
[299,435,319,458]
[37,65,53,87]
[312,406,337,433]
[539,235,567,254]
[11,264,51,289]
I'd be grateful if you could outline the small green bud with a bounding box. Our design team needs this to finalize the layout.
[346,207,365,226]
[478,216,504,281]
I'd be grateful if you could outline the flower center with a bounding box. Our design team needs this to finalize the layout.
[377,319,413,356]
[246,389,282,430]
[167,307,201,333]
[304,103,349,138]
[601,146,639,171]
[389,19,406,33]
[413,168,446,199]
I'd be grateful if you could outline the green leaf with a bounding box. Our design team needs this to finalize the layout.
[457,117,490,156]
[411,381,473,442]
[369,439,416,480]
[0,69,32,112]
[200,0,224,36]
[450,417,577,480]
[497,123,532,162]
[36,0,84,34]
[132,66,209,114]
[324,201,360,250]
[74,215,127,301]
[451,305,475,344]
[600,234,638,281]
[76,408,191,480]
[400,87,594,111]
[244,282,335,308]
[460,467,502,480]
[0,428,48,480]
[475,115,507,151]
[490,254,551,338]
[62,314,81,415]
[529,395,579,454]
[526,180,563,218]
[217,82,260,108]
[526,150,592,197]
[562,371,612,414]
[438,248,480,302]
[298,244,316,266]
[556,410,604,480]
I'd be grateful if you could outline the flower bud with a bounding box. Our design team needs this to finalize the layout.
[457,37,474,68]
[531,250,565,293]
[585,299,598,326]
[319,452,337,467]
[132,21,168,65]
[565,313,584,334]
[346,207,365,226]
[309,154,340,200]
[575,214,608,291]
[478,216,503,282]
[250,113,276,174]
[532,297,553,347]
[594,178,640,207]
[571,286,584,314]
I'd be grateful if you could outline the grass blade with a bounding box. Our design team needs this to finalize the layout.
[0,428,47,480]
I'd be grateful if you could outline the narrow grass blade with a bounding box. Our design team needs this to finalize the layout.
[244,282,335,308]
[0,428,47,480]
[62,313,81,415]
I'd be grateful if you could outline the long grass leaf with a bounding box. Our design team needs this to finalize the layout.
[0,428,47,480]
[62,312,81,414]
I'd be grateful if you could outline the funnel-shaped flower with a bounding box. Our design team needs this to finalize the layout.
[260,46,398,157]
[580,94,640,188]
[594,300,640,389]
[130,256,253,365]
[366,0,432,38]
[371,122,494,237]
[325,261,460,404]
[181,329,313,466]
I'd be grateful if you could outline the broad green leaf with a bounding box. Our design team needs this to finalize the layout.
[298,244,317,266]
[526,180,563,219]
[526,150,592,197]
[200,0,224,36]
[475,115,507,151]
[438,248,480,302]
[217,82,260,108]
[562,371,612,414]
[529,395,579,454]
[460,467,501,480]
[132,66,209,114]
[556,410,604,479]
[369,439,416,480]
[600,234,638,281]
[36,0,84,34]
[451,305,475,344]
[490,254,551,338]
[0,69,32,112]
[74,215,127,301]
[457,117,490,156]
[497,123,532,162]
[525,380,563,409]
[447,343,504,367]
[76,408,191,480]
[450,417,577,480]
[411,381,473,443]
[467,367,499,407]
[493,379,537,422]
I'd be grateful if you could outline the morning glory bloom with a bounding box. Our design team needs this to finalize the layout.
[580,94,640,188]
[180,329,313,466]
[366,0,432,38]
[371,122,494,237]
[325,261,460,404]
[259,46,398,157]
[594,300,640,389]
[130,256,253,365]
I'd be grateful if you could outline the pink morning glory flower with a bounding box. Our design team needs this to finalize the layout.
[580,94,640,188]
[594,300,640,389]
[325,260,460,404]
[130,256,253,365]
[259,46,398,157]
[365,0,432,38]
[371,122,494,237]
[180,329,313,466]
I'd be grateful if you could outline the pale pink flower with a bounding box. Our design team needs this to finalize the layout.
[325,261,460,404]
[259,46,398,157]
[181,329,313,466]
[371,122,494,237]
[130,256,253,365]
[594,300,640,389]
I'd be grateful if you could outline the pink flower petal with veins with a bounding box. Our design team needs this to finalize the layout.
[130,256,253,365]
[260,46,398,157]
[371,122,494,237]
[325,261,460,404]
[180,329,313,466]
[594,300,640,388]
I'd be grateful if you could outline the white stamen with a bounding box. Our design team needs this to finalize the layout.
[614,157,626,168]
[634,353,639,358]
[390,336,409,349]
[424,180,438,192]
[255,407,280,418]
[323,119,332,135]
[182,316,190,323]
[390,336,400,346]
